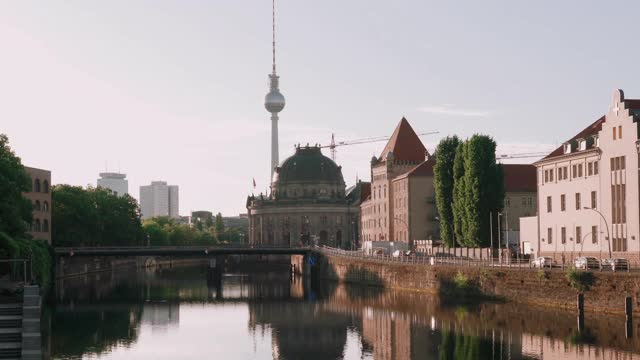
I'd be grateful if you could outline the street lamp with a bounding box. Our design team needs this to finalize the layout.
[584,206,612,259]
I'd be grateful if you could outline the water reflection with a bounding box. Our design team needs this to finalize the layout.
[47,265,640,359]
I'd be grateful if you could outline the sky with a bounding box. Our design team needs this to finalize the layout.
[2,1,640,216]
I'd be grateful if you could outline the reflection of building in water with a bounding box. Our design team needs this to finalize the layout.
[521,332,640,360]
[249,303,351,360]
[362,308,411,360]
[212,274,299,301]
[141,302,180,331]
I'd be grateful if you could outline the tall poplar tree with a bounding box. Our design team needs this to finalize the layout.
[452,141,467,246]
[434,136,461,247]
[460,135,504,247]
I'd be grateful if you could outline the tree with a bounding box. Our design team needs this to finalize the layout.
[434,136,461,247]
[214,212,225,240]
[452,141,467,246]
[0,134,33,240]
[460,135,504,247]
[52,185,144,246]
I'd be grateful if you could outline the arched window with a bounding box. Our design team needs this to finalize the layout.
[43,180,49,193]
[43,201,49,212]
[34,179,41,193]
[34,219,41,232]
[35,200,41,211]
[43,220,49,232]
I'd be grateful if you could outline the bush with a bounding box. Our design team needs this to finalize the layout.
[536,269,548,282]
[454,271,469,289]
[565,267,594,292]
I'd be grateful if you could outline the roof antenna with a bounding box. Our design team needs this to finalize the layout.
[272,0,276,75]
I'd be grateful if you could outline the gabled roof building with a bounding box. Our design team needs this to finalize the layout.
[525,89,640,262]
[360,118,438,253]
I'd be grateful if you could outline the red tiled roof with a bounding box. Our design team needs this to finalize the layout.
[502,164,536,193]
[626,99,640,110]
[407,157,435,177]
[379,117,427,162]
[542,116,605,160]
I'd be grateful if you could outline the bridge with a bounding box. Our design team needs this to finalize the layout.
[54,245,313,257]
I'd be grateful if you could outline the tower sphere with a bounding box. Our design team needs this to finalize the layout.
[265,89,285,113]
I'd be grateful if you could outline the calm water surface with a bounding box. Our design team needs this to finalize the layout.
[46,264,640,359]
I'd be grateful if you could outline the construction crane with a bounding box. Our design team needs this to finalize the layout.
[496,151,550,160]
[322,131,440,161]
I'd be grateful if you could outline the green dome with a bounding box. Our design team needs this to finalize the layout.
[273,146,344,184]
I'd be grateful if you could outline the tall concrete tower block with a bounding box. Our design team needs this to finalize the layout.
[264,0,285,181]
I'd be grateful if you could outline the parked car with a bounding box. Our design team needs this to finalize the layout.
[533,256,556,268]
[602,258,629,271]
[574,256,600,270]
[392,250,401,258]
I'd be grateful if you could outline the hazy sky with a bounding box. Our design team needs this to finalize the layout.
[2,1,640,216]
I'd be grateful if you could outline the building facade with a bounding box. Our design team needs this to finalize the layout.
[139,181,179,220]
[502,164,537,247]
[360,118,438,252]
[247,145,359,249]
[23,166,52,244]
[97,172,128,196]
[528,89,640,262]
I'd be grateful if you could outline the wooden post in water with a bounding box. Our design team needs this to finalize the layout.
[626,296,633,338]
[577,293,585,332]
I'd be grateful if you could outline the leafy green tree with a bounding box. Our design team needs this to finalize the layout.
[452,141,467,246]
[214,212,225,240]
[434,136,461,247]
[0,134,33,240]
[52,185,144,246]
[460,135,504,247]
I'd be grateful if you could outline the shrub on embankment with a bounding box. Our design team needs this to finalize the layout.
[0,231,53,288]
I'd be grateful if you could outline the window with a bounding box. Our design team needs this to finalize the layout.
[544,170,549,183]
[43,220,49,233]
[547,196,552,213]
[572,165,577,178]
[588,162,593,176]
[34,179,41,193]
[594,161,599,175]
[613,126,617,140]
[384,186,387,198]
[591,226,597,244]
[34,200,41,211]
[576,226,581,244]
[547,228,553,244]
[618,125,622,139]
[43,201,49,212]
[560,194,566,211]
[34,219,41,232]
[621,156,625,170]
[43,180,49,193]
[321,216,328,225]
[591,191,597,209]
[561,227,566,244]
[575,193,581,210]
[578,164,583,177]
[549,169,554,182]
[521,197,526,206]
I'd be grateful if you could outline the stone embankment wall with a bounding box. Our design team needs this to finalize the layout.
[316,253,640,315]
[56,256,208,278]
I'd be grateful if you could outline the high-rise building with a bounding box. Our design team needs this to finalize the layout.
[97,172,128,196]
[139,181,179,220]
[264,0,285,181]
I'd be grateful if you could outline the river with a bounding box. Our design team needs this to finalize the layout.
[45,263,640,359]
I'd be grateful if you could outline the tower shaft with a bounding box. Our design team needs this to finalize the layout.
[271,113,279,179]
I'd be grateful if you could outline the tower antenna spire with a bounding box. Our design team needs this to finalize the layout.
[272,0,276,75]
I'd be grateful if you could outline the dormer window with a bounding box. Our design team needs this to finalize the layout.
[577,138,586,151]
[593,135,599,148]
[563,143,572,154]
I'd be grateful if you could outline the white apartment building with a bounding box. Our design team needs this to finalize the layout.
[97,172,128,196]
[525,89,640,263]
[140,181,179,220]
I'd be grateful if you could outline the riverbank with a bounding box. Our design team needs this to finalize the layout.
[316,252,640,315]
[55,256,209,279]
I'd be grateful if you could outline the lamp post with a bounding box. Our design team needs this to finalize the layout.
[584,207,611,259]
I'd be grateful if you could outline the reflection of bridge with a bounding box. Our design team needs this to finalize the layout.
[54,245,313,257]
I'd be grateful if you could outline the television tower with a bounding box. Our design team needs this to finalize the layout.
[264,0,285,181]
